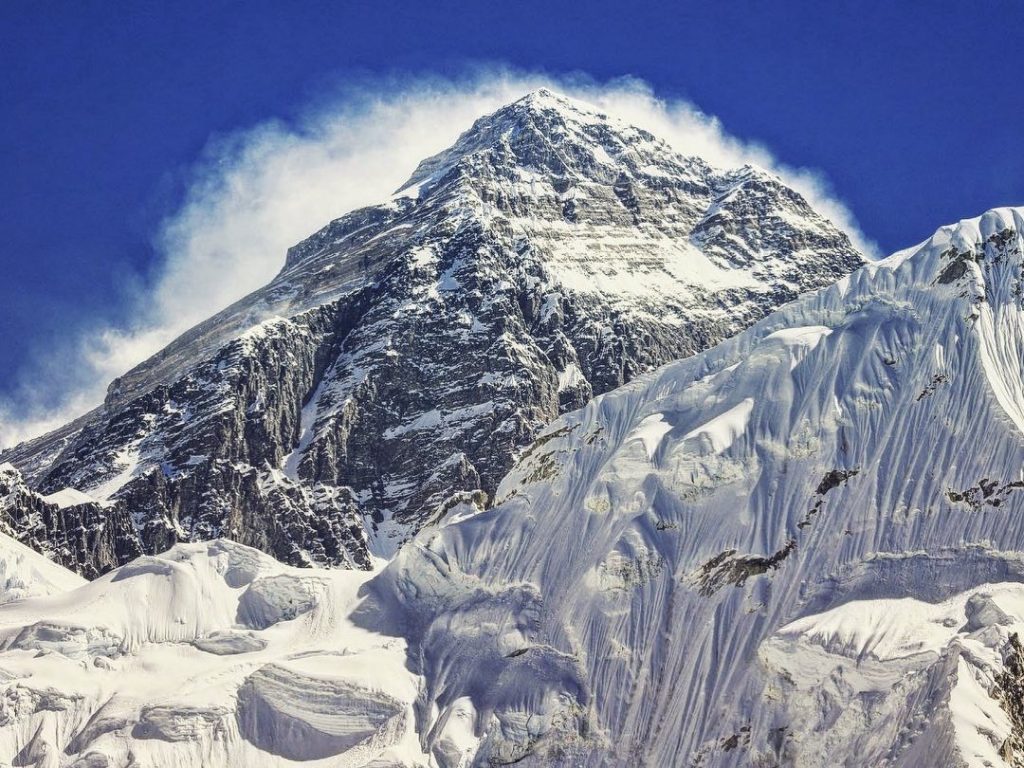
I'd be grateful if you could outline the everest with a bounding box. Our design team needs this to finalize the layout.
[0,90,862,576]
[4,90,1024,768]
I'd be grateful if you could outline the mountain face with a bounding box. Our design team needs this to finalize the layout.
[1,208,1022,768]
[362,207,1024,766]
[0,90,862,577]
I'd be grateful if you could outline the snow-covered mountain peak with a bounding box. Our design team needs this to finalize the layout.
[0,91,863,577]
[881,206,1024,274]
[512,85,576,108]
[396,87,704,198]
[937,206,1024,252]
[852,206,1024,337]
[6,89,1024,767]
[488,86,606,124]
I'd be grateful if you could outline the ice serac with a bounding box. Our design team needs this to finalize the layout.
[360,208,1024,765]
[0,89,863,575]
[0,538,431,766]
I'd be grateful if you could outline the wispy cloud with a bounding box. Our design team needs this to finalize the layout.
[0,66,878,449]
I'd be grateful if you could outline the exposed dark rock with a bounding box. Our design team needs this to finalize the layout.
[696,540,797,596]
[947,477,1024,510]
[814,468,860,496]
[916,373,949,401]
[997,633,1024,766]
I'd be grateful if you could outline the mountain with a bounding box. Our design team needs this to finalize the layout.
[0,89,863,577]
[0,207,1021,767]
[358,206,1024,766]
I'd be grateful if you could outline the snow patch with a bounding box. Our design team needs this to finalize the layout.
[39,487,97,509]
[558,362,585,392]
[628,413,672,460]
[682,397,754,454]
[764,325,833,370]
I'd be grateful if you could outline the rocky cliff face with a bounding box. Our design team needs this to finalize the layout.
[0,89,863,575]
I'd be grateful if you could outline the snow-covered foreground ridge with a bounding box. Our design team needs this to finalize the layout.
[366,206,1024,765]
[3,207,1024,766]
[0,537,434,767]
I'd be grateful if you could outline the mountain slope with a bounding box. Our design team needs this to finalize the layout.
[358,207,1024,765]
[1,208,1022,766]
[0,89,863,576]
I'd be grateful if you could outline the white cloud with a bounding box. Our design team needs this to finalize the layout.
[0,67,877,449]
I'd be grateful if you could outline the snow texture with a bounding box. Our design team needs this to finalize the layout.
[0,536,432,766]
[350,206,1024,765]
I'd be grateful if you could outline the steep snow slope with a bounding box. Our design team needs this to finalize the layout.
[356,207,1024,765]
[0,89,862,576]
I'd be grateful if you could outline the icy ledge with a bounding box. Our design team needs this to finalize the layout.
[0,536,451,767]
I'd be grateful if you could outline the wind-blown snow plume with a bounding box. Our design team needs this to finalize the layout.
[0,68,876,448]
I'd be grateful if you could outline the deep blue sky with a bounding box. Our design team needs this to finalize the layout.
[3,0,1024,393]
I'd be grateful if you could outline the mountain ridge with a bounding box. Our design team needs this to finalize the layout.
[358,203,1024,765]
